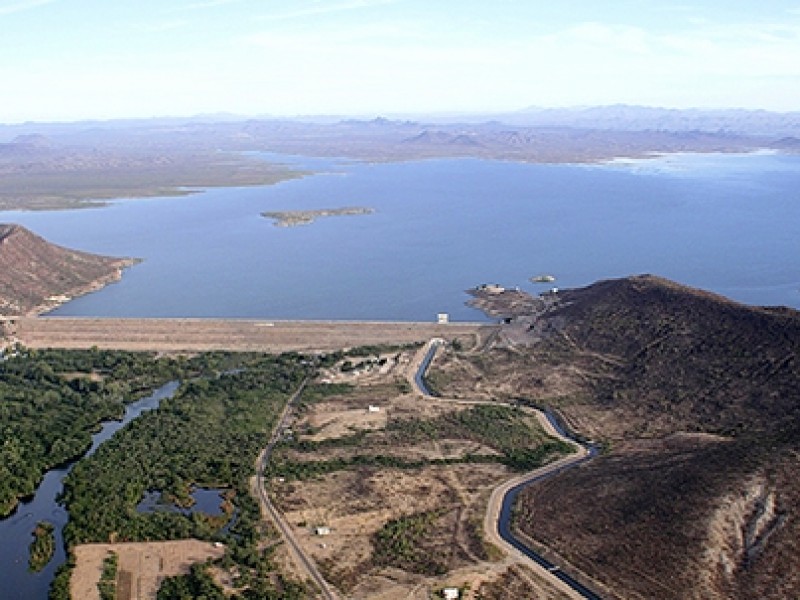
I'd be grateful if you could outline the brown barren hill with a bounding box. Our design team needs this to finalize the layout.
[540,275,800,437]
[449,275,800,439]
[0,224,136,316]
[430,275,800,599]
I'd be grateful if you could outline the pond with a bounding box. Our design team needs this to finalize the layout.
[0,381,179,600]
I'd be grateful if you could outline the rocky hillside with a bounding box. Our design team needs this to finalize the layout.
[430,275,800,599]
[0,224,136,316]
[546,275,800,436]
[515,432,799,600]
[452,275,800,439]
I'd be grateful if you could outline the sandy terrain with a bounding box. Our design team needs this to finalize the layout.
[71,540,225,600]
[7,317,487,353]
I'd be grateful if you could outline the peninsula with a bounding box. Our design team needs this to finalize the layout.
[0,224,136,316]
[261,206,374,227]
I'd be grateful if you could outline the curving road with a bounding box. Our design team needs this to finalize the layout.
[413,339,603,600]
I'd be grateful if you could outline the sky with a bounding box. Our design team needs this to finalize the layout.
[1,0,799,122]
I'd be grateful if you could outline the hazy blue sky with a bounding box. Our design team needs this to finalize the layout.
[1,0,799,122]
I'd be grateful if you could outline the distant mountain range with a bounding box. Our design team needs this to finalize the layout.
[502,104,800,136]
[1,106,798,210]
[2,105,800,141]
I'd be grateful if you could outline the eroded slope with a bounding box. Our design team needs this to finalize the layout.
[0,224,135,315]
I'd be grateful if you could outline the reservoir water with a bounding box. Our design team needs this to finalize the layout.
[1,151,798,319]
[0,382,179,600]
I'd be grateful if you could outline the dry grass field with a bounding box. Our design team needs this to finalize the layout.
[71,540,225,600]
[260,346,576,599]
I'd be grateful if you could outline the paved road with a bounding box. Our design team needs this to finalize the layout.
[495,416,602,600]
[254,378,339,600]
[412,339,603,600]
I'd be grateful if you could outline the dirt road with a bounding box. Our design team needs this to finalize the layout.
[253,378,339,600]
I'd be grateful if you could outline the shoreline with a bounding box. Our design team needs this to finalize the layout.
[26,258,139,317]
[3,147,789,213]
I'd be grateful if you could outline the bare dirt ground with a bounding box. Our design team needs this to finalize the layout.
[8,317,487,353]
[275,462,511,598]
[260,344,584,599]
[71,540,225,600]
[475,563,577,599]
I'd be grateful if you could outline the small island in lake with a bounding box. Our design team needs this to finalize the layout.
[530,274,556,283]
[261,206,374,227]
[28,521,55,573]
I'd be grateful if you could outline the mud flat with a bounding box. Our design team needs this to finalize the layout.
[8,317,489,353]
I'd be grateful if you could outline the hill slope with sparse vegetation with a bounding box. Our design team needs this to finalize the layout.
[430,275,800,599]
[0,224,135,316]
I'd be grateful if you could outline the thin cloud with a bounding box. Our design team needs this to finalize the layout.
[137,19,189,34]
[177,0,244,11]
[0,0,57,16]
[257,0,399,22]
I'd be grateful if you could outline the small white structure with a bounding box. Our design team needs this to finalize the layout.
[477,283,505,294]
[368,405,380,413]
[437,312,449,324]
[314,526,331,536]
[442,588,460,600]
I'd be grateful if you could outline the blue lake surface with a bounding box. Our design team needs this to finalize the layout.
[2,151,798,319]
[137,487,226,516]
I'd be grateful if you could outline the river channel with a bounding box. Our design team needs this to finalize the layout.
[0,381,179,600]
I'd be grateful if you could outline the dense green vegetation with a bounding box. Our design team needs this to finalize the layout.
[0,347,317,598]
[48,552,75,600]
[295,382,354,406]
[385,404,573,470]
[97,552,118,600]
[268,452,499,481]
[56,351,311,598]
[157,561,308,600]
[0,348,187,516]
[28,521,55,572]
[271,399,571,483]
[157,563,223,600]
[373,511,448,575]
[61,352,306,544]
